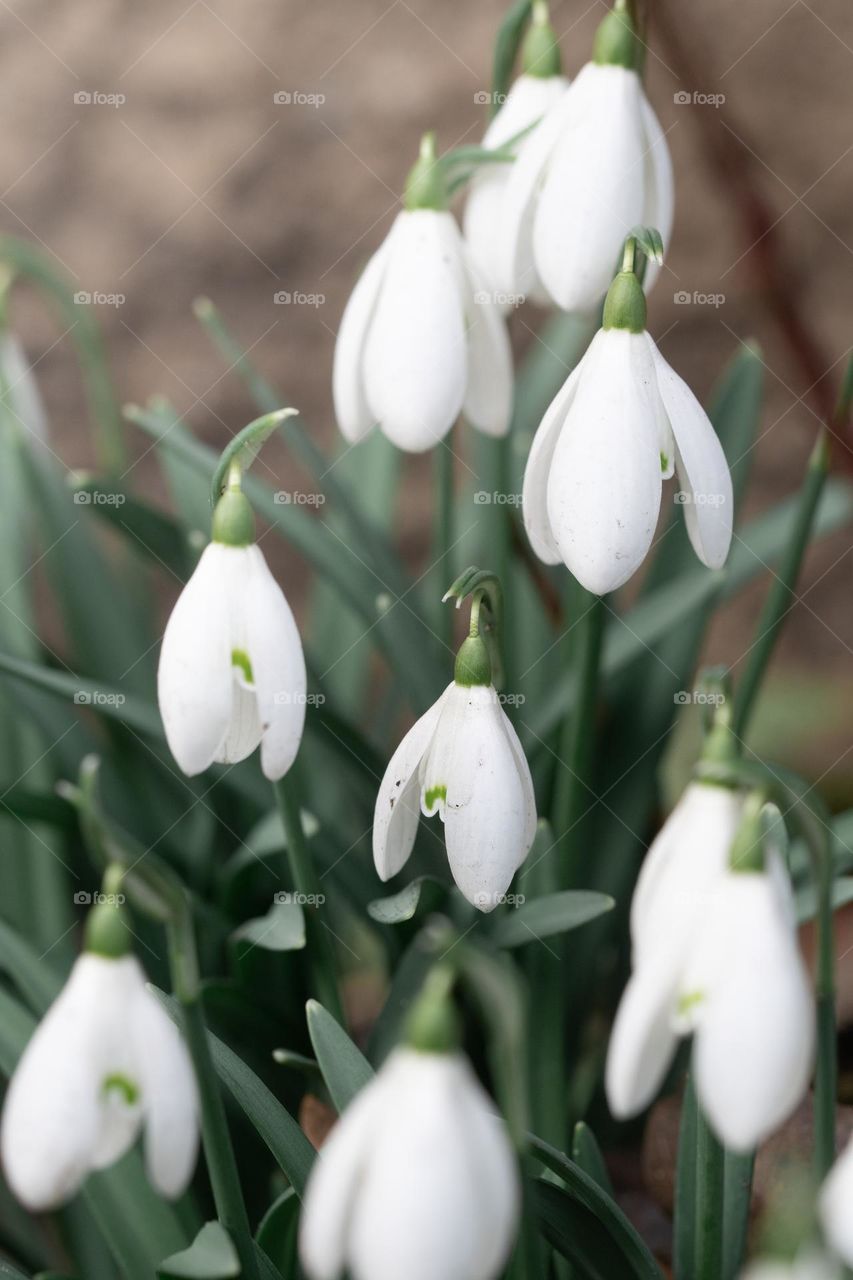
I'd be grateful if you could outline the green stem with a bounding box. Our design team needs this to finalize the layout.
[673,1074,698,1280]
[434,441,455,655]
[551,590,606,884]
[694,1101,725,1280]
[177,991,258,1280]
[731,429,829,740]
[273,773,344,1024]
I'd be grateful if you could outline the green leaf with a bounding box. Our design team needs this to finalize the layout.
[0,1264,31,1279]
[231,900,306,953]
[673,1074,698,1279]
[493,892,614,948]
[572,1122,614,1197]
[210,408,297,504]
[366,876,446,924]
[255,1189,300,1276]
[307,999,374,1112]
[74,477,196,578]
[491,0,532,112]
[529,1137,663,1280]
[157,1223,240,1279]
[455,940,529,1143]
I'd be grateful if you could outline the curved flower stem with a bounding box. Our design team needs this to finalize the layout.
[273,773,344,1024]
[731,429,829,741]
[551,589,606,884]
[434,441,455,655]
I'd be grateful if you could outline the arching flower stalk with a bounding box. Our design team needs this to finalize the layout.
[333,133,513,452]
[523,232,732,595]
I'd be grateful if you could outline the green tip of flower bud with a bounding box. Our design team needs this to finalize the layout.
[728,791,768,874]
[454,633,492,687]
[404,132,448,211]
[405,968,460,1053]
[212,486,255,546]
[84,868,133,958]
[602,270,646,333]
[593,1,639,71]
[522,2,562,77]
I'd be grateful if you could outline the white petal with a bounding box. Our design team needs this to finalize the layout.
[426,686,534,911]
[649,339,733,569]
[1,955,140,1210]
[499,77,580,304]
[630,782,745,964]
[638,93,674,296]
[132,988,199,1198]
[464,74,569,304]
[373,686,451,881]
[364,211,466,452]
[347,1051,518,1280]
[158,543,234,776]
[242,545,307,781]
[522,351,586,565]
[820,1141,853,1267]
[333,235,392,444]
[215,675,264,765]
[546,328,662,594]
[691,869,815,1152]
[499,707,537,858]
[299,1064,391,1280]
[461,255,513,437]
[533,65,646,313]
[605,954,680,1118]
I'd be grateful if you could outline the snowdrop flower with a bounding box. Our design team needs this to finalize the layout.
[820,1138,853,1265]
[300,975,520,1280]
[373,633,535,911]
[607,788,815,1151]
[1,892,198,1210]
[523,249,732,594]
[501,0,673,312]
[158,479,306,780]
[333,134,513,452]
[463,4,569,308]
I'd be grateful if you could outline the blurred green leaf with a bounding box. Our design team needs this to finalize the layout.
[232,901,306,953]
[366,876,446,924]
[307,999,374,1112]
[493,892,614,948]
[571,1123,614,1197]
[255,1190,300,1277]
[157,1223,240,1279]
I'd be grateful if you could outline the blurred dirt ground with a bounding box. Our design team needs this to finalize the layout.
[1,0,852,781]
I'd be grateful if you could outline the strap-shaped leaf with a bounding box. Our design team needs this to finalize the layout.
[307,1000,374,1112]
[210,408,296,505]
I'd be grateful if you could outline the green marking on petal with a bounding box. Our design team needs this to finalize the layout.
[423,784,447,813]
[677,990,705,1018]
[102,1073,140,1105]
[231,648,254,684]
[660,451,670,472]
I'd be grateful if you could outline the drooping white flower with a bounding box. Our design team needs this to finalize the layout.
[299,1046,520,1280]
[334,136,513,453]
[820,1137,853,1266]
[1,952,198,1210]
[463,6,569,309]
[741,1255,843,1280]
[522,266,732,595]
[158,485,306,780]
[373,639,536,910]
[606,785,815,1152]
[500,2,673,313]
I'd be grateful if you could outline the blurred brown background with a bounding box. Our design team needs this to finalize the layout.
[1,0,852,782]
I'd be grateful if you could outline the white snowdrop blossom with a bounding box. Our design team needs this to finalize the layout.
[373,664,536,911]
[158,486,306,781]
[500,4,673,313]
[1,953,198,1210]
[333,137,512,453]
[464,7,569,310]
[299,1047,520,1280]
[820,1137,853,1266]
[522,268,732,595]
[606,784,815,1151]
